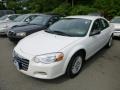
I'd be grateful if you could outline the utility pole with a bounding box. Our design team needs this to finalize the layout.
[66,0,74,7]
[71,0,74,7]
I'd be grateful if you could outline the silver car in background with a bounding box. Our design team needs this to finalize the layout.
[0,14,20,23]
[111,16,120,38]
[0,14,39,35]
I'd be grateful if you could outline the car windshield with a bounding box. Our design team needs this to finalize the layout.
[46,18,91,37]
[30,16,49,25]
[0,15,8,20]
[111,17,120,23]
[14,15,26,22]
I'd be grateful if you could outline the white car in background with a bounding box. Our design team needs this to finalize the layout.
[13,16,113,79]
[111,16,120,37]
[0,14,39,35]
[0,14,20,23]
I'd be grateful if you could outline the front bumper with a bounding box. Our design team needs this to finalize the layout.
[13,50,65,79]
[0,28,8,35]
[19,61,64,79]
[114,31,120,37]
[7,31,25,40]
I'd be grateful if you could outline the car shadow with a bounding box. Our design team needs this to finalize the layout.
[0,35,7,38]
[29,47,109,84]
[113,37,120,40]
[82,47,108,72]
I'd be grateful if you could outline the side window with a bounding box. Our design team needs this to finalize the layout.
[100,19,109,29]
[50,16,59,23]
[90,19,101,35]
[48,17,59,26]
[25,15,37,22]
[91,19,100,32]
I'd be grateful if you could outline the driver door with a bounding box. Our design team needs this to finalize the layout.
[86,19,104,58]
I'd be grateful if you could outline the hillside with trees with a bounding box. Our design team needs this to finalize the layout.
[1,0,120,19]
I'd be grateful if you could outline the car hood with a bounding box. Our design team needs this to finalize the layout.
[16,31,80,56]
[0,20,7,23]
[11,24,44,32]
[0,23,7,28]
[111,23,120,29]
[7,22,28,28]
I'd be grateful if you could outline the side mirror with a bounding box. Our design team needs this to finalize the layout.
[49,21,53,25]
[25,19,30,23]
[6,18,10,21]
[47,21,53,27]
[90,30,101,36]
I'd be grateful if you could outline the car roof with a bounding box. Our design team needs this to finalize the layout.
[2,14,19,16]
[25,13,41,15]
[65,15,103,21]
[113,16,120,18]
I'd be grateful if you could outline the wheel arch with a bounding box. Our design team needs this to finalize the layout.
[63,48,86,74]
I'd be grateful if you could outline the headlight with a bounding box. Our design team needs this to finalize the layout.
[33,52,64,64]
[16,32,26,36]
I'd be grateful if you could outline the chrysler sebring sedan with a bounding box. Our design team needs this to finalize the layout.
[13,16,113,79]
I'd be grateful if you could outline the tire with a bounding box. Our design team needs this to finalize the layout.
[106,36,113,48]
[9,38,15,42]
[66,53,84,78]
[8,38,18,44]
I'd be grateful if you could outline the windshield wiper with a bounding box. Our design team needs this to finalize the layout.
[29,23,39,25]
[45,30,72,37]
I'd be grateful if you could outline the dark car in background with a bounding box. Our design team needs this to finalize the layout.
[7,14,62,42]
[0,10,15,17]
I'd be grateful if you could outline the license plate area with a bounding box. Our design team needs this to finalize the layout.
[13,60,20,70]
[13,59,22,70]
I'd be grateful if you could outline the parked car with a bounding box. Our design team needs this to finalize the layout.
[88,12,103,17]
[7,14,61,42]
[0,14,20,23]
[110,16,120,38]
[0,10,15,17]
[0,14,39,35]
[13,15,113,79]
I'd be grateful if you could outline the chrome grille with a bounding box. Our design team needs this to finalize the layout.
[115,29,120,31]
[14,53,29,71]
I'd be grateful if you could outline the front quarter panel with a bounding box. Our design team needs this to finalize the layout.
[59,37,90,74]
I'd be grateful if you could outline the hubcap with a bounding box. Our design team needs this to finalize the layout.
[72,56,82,74]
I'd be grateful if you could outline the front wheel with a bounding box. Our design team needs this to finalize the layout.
[66,54,84,78]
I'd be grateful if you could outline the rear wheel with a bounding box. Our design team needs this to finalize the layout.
[106,36,113,48]
[66,54,84,78]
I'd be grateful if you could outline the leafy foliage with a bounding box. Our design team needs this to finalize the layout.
[52,3,71,15]
[0,0,120,19]
[70,5,97,15]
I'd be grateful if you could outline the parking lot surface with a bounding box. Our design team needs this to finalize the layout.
[0,37,120,90]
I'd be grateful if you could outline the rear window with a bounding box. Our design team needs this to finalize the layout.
[9,15,19,20]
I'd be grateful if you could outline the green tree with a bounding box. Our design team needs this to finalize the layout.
[0,2,5,9]
[94,0,120,19]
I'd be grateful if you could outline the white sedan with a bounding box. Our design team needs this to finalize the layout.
[111,16,120,37]
[13,15,114,79]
